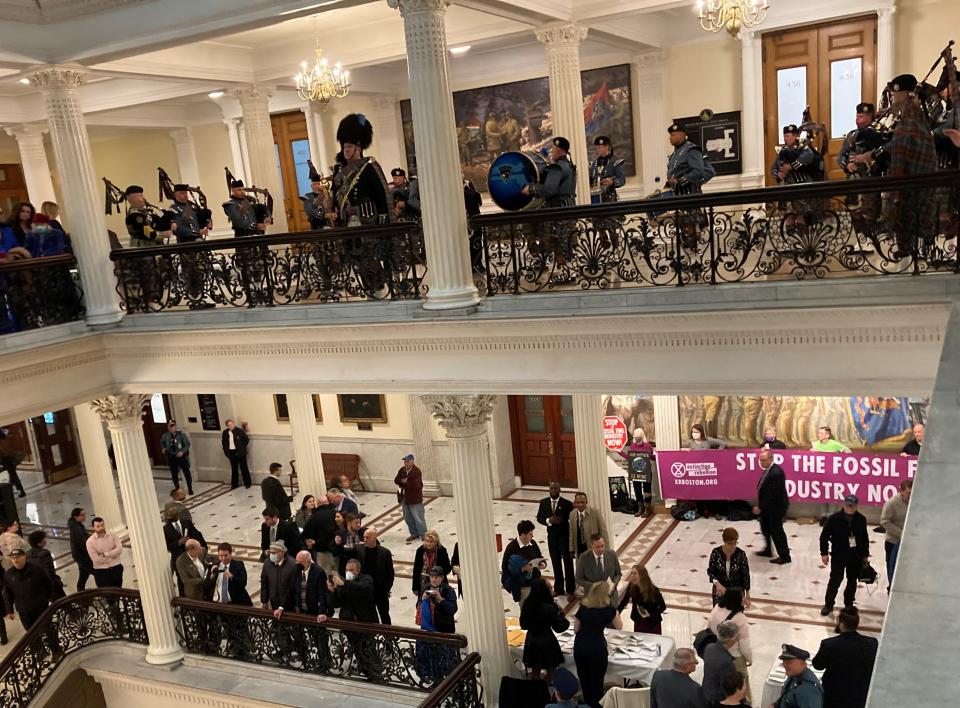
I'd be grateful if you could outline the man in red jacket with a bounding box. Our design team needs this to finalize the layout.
[394,454,427,542]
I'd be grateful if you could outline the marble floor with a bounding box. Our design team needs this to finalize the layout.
[1,478,890,702]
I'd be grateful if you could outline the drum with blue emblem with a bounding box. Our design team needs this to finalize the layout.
[487,151,549,211]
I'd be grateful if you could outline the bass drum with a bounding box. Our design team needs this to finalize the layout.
[487,151,549,211]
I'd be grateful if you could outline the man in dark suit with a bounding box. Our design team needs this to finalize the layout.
[163,508,207,594]
[221,418,251,489]
[753,449,791,564]
[302,502,338,573]
[321,558,382,677]
[209,542,252,605]
[536,482,575,600]
[574,533,622,603]
[262,462,293,521]
[260,506,302,560]
[260,541,299,616]
[175,539,209,600]
[355,527,395,624]
[650,648,708,708]
[326,487,358,516]
[291,550,328,616]
[812,608,878,708]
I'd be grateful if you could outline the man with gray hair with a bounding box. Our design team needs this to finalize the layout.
[175,538,209,600]
[702,621,739,702]
[260,540,298,618]
[650,647,708,708]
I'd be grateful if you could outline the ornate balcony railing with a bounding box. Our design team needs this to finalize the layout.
[110,221,426,312]
[417,652,483,708]
[0,588,147,707]
[0,254,84,334]
[471,171,960,293]
[173,597,469,693]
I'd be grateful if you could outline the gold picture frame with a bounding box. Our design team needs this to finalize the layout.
[274,394,322,423]
[337,394,387,424]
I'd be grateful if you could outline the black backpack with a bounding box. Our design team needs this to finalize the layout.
[693,608,739,658]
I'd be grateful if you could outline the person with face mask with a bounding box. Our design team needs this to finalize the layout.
[760,426,787,450]
[689,423,726,450]
[259,541,298,619]
[321,558,382,678]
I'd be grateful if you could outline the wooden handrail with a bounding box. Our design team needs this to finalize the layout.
[416,652,482,708]
[0,253,77,274]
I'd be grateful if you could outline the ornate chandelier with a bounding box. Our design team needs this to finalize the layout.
[294,44,350,107]
[696,0,769,37]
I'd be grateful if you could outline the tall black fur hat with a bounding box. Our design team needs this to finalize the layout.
[336,113,373,150]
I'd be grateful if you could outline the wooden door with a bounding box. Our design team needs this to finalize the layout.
[142,394,173,467]
[762,16,877,184]
[0,164,28,220]
[509,395,577,487]
[30,409,81,484]
[1,422,33,467]
[270,111,312,232]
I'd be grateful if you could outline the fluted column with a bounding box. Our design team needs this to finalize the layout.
[236,85,288,233]
[632,52,668,195]
[876,7,896,99]
[286,392,327,499]
[31,65,121,325]
[651,395,680,504]
[238,121,253,185]
[423,395,512,703]
[91,395,183,665]
[388,0,480,310]
[368,95,403,175]
[740,31,765,187]
[536,23,591,205]
[572,394,613,536]
[169,127,201,188]
[409,394,439,495]
[73,403,124,534]
[5,124,57,206]
[223,118,247,183]
[301,103,332,177]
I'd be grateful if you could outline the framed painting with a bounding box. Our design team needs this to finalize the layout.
[337,394,387,424]
[274,394,322,423]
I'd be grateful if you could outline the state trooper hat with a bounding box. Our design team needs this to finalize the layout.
[889,73,918,92]
[783,124,800,135]
[552,136,570,152]
[779,644,810,661]
[391,168,406,177]
[124,185,144,197]
[594,135,612,146]
[173,183,190,192]
[856,102,875,114]
[667,123,685,134]
[230,179,245,189]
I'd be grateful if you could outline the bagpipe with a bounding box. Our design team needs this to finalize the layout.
[224,167,273,223]
[158,166,212,226]
[774,106,826,183]
[102,177,162,216]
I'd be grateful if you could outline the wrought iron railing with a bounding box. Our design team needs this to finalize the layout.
[0,588,147,706]
[416,652,483,708]
[110,222,426,312]
[0,254,84,334]
[471,171,960,293]
[173,597,468,692]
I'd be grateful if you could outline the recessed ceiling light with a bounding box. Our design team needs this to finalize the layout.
[18,78,30,85]
[208,91,224,99]
[449,45,471,56]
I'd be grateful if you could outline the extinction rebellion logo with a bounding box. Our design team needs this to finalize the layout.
[671,462,718,478]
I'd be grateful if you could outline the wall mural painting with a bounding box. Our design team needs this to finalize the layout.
[400,64,636,193]
[678,395,928,452]
[602,395,656,443]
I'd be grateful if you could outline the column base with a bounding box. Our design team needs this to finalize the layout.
[421,285,481,312]
[144,645,185,666]
[84,307,124,326]
[422,480,441,496]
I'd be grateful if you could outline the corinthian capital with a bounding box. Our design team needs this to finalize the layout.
[421,395,495,438]
[28,64,86,91]
[235,84,272,106]
[535,22,589,48]
[91,395,151,428]
[386,0,452,15]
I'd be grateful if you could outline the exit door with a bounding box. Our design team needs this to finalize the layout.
[509,395,578,487]
[30,409,81,484]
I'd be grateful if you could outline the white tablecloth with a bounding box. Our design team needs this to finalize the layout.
[508,620,674,686]
[760,661,825,708]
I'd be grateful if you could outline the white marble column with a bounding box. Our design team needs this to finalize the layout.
[301,103,332,176]
[169,127,201,188]
[238,121,253,186]
[30,65,122,325]
[408,394,439,496]
[876,7,896,98]
[536,22,591,205]
[73,403,124,534]
[388,0,479,311]
[223,118,247,183]
[740,31,765,188]
[423,395,512,704]
[6,124,57,206]
[632,52,668,195]
[91,394,183,666]
[651,395,681,451]
[572,394,613,537]
[286,392,327,499]
[368,95,403,175]
[236,85,288,233]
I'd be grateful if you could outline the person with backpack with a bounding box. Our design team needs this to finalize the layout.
[707,588,752,703]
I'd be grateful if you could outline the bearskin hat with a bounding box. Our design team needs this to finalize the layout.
[336,113,373,150]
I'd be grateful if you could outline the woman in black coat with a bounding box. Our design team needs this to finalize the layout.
[519,577,566,681]
[617,563,666,634]
[707,527,751,607]
[411,530,451,596]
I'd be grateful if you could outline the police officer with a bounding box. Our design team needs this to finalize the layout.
[521,136,577,207]
[819,494,869,615]
[772,124,824,184]
[124,185,160,248]
[159,184,210,243]
[589,136,625,203]
[775,644,824,708]
[838,103,890,178]
[302,163,328,229]
[223,179,270,237]
[390,168,420,220]
[666,123,715,195]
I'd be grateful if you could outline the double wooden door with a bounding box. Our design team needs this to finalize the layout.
[29,410,80,484]
[762,16,877,183]
[271,111,312,232]
[509,395,578,487]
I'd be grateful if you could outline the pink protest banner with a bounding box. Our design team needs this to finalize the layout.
[656,449,918,506]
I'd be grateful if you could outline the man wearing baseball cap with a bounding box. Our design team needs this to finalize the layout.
[395,454,427,542]
[546,667,589,707]
[819,494,869,616]
[775,643,823,708]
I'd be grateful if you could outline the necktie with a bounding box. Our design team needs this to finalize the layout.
[270,525,277,542]
[597,554,604,573]
[221,571,230,603]
[175,522,182,537]
[551,500,557,515]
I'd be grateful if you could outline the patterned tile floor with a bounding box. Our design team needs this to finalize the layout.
[1,480,890,701]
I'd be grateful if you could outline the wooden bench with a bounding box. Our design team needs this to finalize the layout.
[289,452,364,495]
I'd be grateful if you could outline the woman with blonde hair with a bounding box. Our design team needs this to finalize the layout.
[617,563,666,634]
[40,201,63,231]
[411,529,451,599]
[574,581,622,707]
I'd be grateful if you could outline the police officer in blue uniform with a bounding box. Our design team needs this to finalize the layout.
[390,168,420,221]
[666,123,715,195]
[772,124,824,184]
[223,179,270,237]
[774,644,824,708]
[589,135,625,203]
[838,103,890,178]
[522,136,577,207]
[159,184,210,243]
